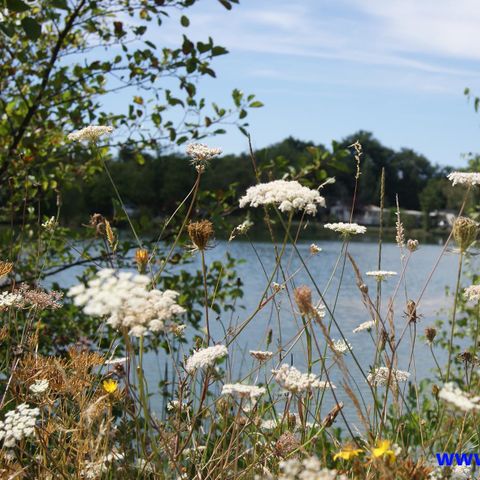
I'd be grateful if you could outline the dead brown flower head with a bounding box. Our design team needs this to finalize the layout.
[188,220,214,251]
[275,432,300,457]
[294,285,314,317]
[407,239,419,252]
[0,261,13,278]
[453,216,477,253]
[425,327,437,345]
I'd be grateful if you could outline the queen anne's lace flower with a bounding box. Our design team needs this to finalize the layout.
[221,383,266,399]
[279,456,347,480]
[29,379,49,395]
[239,180,326,215]
[186,143,222,168]
[365,270,397,281]
[68,269,185,337]
[353,320,375,333]
[367,367,410,387]
[464,285,480,303]
[185,345,228,373]
[447,172,480,187]
[324,222,366,235]
[0,292,23,310]
[331,339,352,354]
[272,364,335,393]
[67,125,113,142]
[0,403,39,448]
[439,382,480,412]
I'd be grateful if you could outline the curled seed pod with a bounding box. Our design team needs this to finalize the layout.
[453,216,477,253]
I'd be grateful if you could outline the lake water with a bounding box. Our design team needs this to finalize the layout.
[53,238,472,426]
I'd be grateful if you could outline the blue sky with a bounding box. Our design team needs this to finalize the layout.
[116,0,480,167]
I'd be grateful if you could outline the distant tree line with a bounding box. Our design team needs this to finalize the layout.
[59,130,478,229]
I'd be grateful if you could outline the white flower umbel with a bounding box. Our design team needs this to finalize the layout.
[272,364,335,394]
[239,180,326,215]
[67,269,185,337]
[249,350,273,362]
[331,339,352,354]
[324,222,366,235]
[439,382,480,412]
[367,367,410,387]
[221,383,266,400]
[365,270,397,281]
[0,291,23,310]
[186,143,222,169]
[67,125,113,142]
[185,345,228,374]
[279,456,347,480]
[29,379,49,395]
[0,403,39,448]
[353,320,375,333]
[310,243,322,254]
[447,172,480,187]
[464,285,480,303]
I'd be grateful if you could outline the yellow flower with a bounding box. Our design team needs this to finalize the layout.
[372,440,395,461]
[334,445,363,461]
[102,379,118,394]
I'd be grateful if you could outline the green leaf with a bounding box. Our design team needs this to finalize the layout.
[249,101,264,108]
[180,15,190,27]
[7,0,29,12]
[50,0,69,9]
[21,17,41,40]
[211,46,228,56]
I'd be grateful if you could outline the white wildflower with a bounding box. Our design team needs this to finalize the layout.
[331,339,352,354]
[185,345,228,373]
[367,367,410,387]
[464,285,480,303]
[310,243,322,255]
[353,320,375,333]
[239,180,326,215]
[229,219,254,241]
[260,419,278,431]
[365,270,397,281]
[167,400,189,412]
[0,291,23,310]
[250,350,273,362]
[222,383,266,399]
[272,364,335,394]
[0,403,39,448]
[272,282,285,293]
[29,379,49,395]
[279,455,347,480]
[315,302,326,319]
[67,269,185,337]
[67,125,113,142]
[324,222,366,235]
[104,357,127,366]
[41,216,57,232]
[438,382,480,412]
[186,143,222,169]
[447,172,480,187]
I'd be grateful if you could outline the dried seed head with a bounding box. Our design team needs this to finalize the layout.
[89,213,107,236]
[135,248,149,273]
[453,216,477,253]
[458,351,476,365]
[432,384,440,397]
[406,300,419,324]
[275,432,300,457]
[0,261,13,278]
[425,327,437,345]
[407,239,419,252]
[187,220,214,251]
[294,285,314,316]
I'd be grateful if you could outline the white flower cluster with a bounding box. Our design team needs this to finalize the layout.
[222,383,266,399]
[367,367,410,387]
[324,222,366,235]
[430,464,471,480]
[353,320,375,333]
[29,379,49,395]
[250,350,273,362]
[0,403,39,447]
[185,345,228,374]
[464,285,480,303]
[279,456,347,480]
[81,452,124,479]
[272,364,335,394]
[239,180,326,215]
[229,219,254,241]
[365,270,397,281]
[42,216,57,232]
[331,339,352,354]
[447,172,480,187]
[68,269,185,337]
[186,143,222,167]
[67,125,113,142]
[0,291,23,310]
[438,382,480,412]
